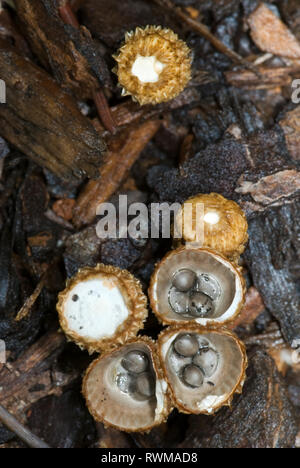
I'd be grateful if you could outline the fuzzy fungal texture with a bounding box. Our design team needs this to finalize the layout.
[57,264,148,353]
[82,337,172,432]
[149,247,245,327]
[174,193,248,261]
[113,26,192,105]
[158,325,248,416]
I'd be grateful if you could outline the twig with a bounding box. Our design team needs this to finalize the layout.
[73,119,161,227]
[0,404,50,448]
[152,0,261,77]
[93,88,117,134]
[58,1,116,133]
[15,256,60,322]
[58,1,80,29]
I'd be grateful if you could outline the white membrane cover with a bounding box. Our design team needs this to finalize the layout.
[131,55,165,83]
[64,277,129,339]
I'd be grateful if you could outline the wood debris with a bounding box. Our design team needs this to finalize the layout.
[248,3,300,59]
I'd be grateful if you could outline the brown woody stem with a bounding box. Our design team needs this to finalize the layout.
[58,2,80,29]
[93,89,117,134]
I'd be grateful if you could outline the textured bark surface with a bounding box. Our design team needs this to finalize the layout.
[178,350,298,448]
[0,41,106,182]
[15,0,112,98]
[244,200,300,348]
[0,0,300,449]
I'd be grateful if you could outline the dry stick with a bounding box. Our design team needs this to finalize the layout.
[58,1,116,133]
[93,88,117,134]
[0,404,50,448]
[15,256,61,322]
[152,0,261,77]
[58,1,80,29]
[15,275,47,322]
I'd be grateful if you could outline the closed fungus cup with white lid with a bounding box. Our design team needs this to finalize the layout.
[149,247,245,327]
[113,25,192,105]
[82,338,171,432]
[173,193,248,261]
[158,325,247,415]
[57,264,148,353]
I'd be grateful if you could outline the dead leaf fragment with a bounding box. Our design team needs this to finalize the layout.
[248,3,300,59]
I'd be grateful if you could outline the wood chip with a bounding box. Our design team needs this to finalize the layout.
[236,169,300,205]
[0,40,106,182]
[73,119,161,227]
[52,199,76,221]
[248,3,300,59]
[280,105,300,161]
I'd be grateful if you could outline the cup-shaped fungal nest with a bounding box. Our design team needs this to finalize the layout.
[57,264,148,353]
[113,25,192,105]
[174,193,248,260]
[82,338,171,432]
[158,325,247,415]
[149,247,245,327]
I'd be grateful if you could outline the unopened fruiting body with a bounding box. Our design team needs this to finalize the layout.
[113,26,192,105]
[174,193,248,260]
[149,247,245,327]
[82,338,171,432]
[158,325,247,415]
[57,264,148,353]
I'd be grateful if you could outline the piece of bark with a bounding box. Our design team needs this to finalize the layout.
[73,119,161,227]
[147,126,299,216]
[177,350,298,448]
[236,169,300,206]
[244,322,285,350]
[0,331,69,422]
[92,86,203,136]
[244,198,300,348]
[228,286,265,330]
[279,105,300,161]
[0,5,30,54]
[52,199,76,221]
[0,40,106,182]
[80,0,179,49]
[225,66,296,89]
[248,3,300,59]
[26,389,96,448]
[14,0,112,99]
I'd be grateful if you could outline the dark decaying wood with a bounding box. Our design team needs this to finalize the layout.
[0,40,106,182]
[0,0,300,448]
[244,200,300,349]
[14,0,112,99]
[135,350,298,448]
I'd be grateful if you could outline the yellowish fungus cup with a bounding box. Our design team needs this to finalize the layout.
[113,25,192,105]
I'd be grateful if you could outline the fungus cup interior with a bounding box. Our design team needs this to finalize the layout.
[83,342,167,431]
[159,329,245,414]
[150,248,244,325]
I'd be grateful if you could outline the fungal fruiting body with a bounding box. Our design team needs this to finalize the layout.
[57,264,148,353]
[158,325,247,415]
[113,26,192,105]
[174,193,248,260]
[149,247,245,327]
[82,338,171,432]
